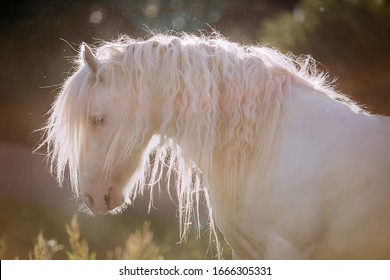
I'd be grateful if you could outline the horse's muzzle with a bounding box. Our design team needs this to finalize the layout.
[82,187,124,216]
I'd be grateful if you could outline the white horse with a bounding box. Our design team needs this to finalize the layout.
[40,33,390,259]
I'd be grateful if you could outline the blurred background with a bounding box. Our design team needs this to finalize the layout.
[0,0,389,259]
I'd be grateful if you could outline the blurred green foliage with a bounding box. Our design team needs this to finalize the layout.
[260,0,390,114]
[260,0,390,63]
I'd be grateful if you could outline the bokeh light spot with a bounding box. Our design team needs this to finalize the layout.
[172,16,186,30]
[89,10,103,24]
[293,8,305,23]
[144,0,161,18]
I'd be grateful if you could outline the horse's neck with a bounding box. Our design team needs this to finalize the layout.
[155,89,284,223]
[156,93,274,181]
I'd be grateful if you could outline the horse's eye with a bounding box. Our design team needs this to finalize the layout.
[91,115,105,127]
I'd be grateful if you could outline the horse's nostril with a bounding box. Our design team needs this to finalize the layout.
[83,194,95,209]
[104,187,112,208]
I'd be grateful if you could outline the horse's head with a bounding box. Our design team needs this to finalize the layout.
[78,44,160,216]
[44,44,158,216]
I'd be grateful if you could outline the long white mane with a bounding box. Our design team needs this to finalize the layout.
[40,32,359,257]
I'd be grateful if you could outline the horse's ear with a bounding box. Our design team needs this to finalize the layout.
[82,43,100,73]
